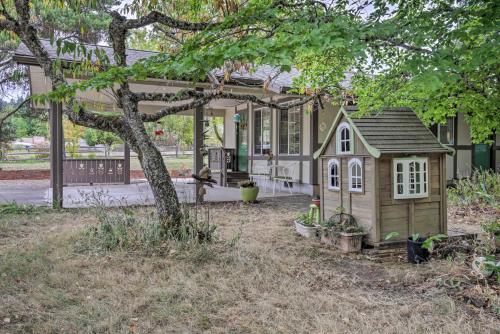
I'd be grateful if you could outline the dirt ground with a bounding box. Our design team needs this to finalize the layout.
[0,196,499,333]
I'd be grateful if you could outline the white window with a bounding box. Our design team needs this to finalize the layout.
[348,158,363,192]
[393,158,429,199]
[279,104,300,155]
[327,159,340,190]
[336,122,353,154]
[254,107,271,155]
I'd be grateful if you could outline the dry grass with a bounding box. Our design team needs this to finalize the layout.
[0,197,499,333]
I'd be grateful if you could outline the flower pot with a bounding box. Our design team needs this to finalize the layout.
[407,237,430,263]
[294,220,318,238]
[312,198,321,207]
[240,186,259,203]
[338,232,364,253]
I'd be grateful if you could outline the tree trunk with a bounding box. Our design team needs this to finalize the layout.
[121,93,181,230]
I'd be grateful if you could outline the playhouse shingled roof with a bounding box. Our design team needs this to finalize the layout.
[314,106,454,159]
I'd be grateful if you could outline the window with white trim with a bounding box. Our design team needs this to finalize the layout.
[327,159,340,190]
[393,158,429,199]
[348,158,363,192]
[279,103,300,155]
[336,122,353,154]
[254,107,271,155]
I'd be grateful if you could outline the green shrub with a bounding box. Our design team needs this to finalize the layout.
[448,170,500,208]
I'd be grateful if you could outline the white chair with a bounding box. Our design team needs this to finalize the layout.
[272,163,299,195]
[249,165,272,193]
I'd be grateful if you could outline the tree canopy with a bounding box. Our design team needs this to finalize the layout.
[0,0,498,223]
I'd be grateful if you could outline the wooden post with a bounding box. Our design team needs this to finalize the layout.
[50,102,64,208]
[124,143,130,184]
[194,87,204,202]
[310,99,319,187]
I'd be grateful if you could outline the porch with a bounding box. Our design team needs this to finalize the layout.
[0,179,294,208]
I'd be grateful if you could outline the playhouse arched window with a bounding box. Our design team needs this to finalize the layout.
[336,122,353,154]
[327,159,340,190]
[348,158,363,192]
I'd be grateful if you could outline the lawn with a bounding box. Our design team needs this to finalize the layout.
[0,196,498,333]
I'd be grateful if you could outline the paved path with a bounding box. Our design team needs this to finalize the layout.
[0,179,294,208]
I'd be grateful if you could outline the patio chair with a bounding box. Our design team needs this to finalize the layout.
[272,163,299,195]
[249,165,272,193]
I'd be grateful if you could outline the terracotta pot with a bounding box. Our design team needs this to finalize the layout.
[338,232,364,253]
[240,186,259,203]
[312,198,321,207]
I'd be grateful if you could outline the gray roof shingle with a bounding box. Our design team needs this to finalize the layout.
[14,40,352,93]
[315,106,453,158]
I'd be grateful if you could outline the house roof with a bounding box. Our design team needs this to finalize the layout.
[314,106,454,159]
[14,40,351,94]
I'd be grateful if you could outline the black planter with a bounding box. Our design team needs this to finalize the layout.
[407,237,429,263]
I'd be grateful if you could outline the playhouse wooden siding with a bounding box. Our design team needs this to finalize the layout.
[377,153,447,243]
[321,152,447,245]
[318,107,450,246]
[321,155,377,243]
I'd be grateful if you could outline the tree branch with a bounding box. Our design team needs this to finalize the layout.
[123,11,221,31]
[139,90,317,122]
[0,98,29,130]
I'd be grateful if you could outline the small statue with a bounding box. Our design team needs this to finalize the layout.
[191,165,217,187]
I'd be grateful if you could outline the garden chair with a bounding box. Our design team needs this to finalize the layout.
[249,165,272,193]
[272,162,299,195]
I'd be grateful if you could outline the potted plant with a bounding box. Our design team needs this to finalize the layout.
[407,233,447,264]
[294,213,318,238]
[238,180,259,203]
[319,210,365,253]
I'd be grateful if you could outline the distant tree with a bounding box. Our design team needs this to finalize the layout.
[63,119,85,158]
[84,128,121,157]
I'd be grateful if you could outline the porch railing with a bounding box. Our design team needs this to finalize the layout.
[63,158,129,184]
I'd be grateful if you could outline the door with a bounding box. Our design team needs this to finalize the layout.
[473,144,491,171]
[237,111,248,172]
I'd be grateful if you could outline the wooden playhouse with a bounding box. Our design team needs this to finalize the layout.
[314,106,454,246]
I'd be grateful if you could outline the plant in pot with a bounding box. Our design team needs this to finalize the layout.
[406,233,447,264]
[238,180,259,203]
[320,209,365,253]
[294,213,318,238]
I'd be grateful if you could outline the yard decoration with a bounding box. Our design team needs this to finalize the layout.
[315,106,453,248]
[320,211,365,253]
[238,180,259,203]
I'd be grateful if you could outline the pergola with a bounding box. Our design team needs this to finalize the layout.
[13,40,301,207]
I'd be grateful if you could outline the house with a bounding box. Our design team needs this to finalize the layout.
[313,106,454,245]
[429,115,500,180]
[13,41,499,206]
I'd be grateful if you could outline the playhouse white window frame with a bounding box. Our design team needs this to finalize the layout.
[348,158,363,192]
[393,157,429,199]
[336,122,353,154]
[327,158,340,190]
